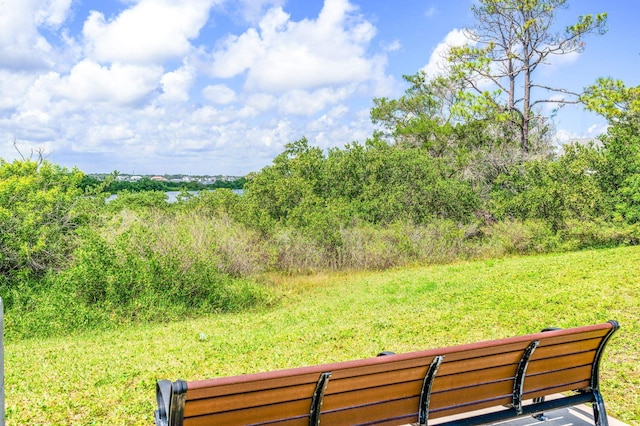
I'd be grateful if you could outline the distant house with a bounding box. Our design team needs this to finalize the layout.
[151,176,168,181]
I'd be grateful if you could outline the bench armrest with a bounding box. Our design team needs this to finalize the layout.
[155,380,187,426]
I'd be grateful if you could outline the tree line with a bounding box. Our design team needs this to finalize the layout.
[79,174,246,193]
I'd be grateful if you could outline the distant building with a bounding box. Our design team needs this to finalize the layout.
[151,176,168,181]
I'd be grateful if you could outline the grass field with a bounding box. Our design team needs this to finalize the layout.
[5,245,640,425]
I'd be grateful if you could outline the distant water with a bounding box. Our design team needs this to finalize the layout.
[106,189,243,203]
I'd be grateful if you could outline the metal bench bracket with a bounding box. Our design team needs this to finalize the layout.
[309,372,332,426]
[418,355,445,426]
[512,340,539,415]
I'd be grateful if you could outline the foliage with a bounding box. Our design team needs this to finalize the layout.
[483,219,560,255]
[7,208,275,338]
[244,136,480,238]
[582,77,640,124]
[491,143,606,230]
[104,190,170,212]
[371,73,466,156]
[104,176,245,193]
[448,0,607,153]
[583,79,640,223]
[0,159,85,283]
[561,219,640,250]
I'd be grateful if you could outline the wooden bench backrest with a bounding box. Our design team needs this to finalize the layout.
[163,321,617,426]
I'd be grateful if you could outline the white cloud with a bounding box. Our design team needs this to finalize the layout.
[383,40,402,53]
[538,49,582,78]
[0,0,71,70]
[306,105,373,149]
[160,66,195,103]
[52,60,163,105]
[235,0,286,24]
[86,124,135,148]
[245,92,277,112]
[278,86,353,116]
[587,123,608,136]
[0,71,39,110]
[554,128,578,145]
[422,28,471,79]
[36,0,74,28]
[82,0,217,64]
[210,0,378,93]
[554,121,608,147]
[202,84,237,105]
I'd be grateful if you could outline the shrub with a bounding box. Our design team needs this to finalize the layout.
[561,220,640,250]
[272,228,334,274]
[0,159,84,283]
[491,144,606,231]
[68,209,273,306]
[176,188,243,219]
[483,219,560,255]
[616,174,640,223]
[5,207,276,339]
[339,222,414,270]
[105,190,170,213]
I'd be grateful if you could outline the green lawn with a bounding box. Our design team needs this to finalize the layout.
[6,246,640,425]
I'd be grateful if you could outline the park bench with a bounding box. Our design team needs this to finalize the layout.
[154,320,618,426]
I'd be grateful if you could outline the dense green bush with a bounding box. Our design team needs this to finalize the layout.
[595,124,640,223]
[6,208,276,339]
[244,137,479,233]
[491,144,606,231]
[0,159,85,284]
[617,174,640,223]
[483,219,560,255]
[561,220,640,250]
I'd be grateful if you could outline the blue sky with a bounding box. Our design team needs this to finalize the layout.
[1,0,638,175]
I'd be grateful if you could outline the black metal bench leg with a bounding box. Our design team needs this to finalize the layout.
[592,391,610,426]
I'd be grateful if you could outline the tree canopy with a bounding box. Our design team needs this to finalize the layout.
[448,0,607,153]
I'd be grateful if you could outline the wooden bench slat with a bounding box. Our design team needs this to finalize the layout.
[429,393,513,419]
[184,383,316,417]
[523,379,592,401]
[321,397,419,426]
[184,399,311,425]
[524,364,594,392]
[533,337,603,359]
[430,378,513,409]
[527,350,596,374]
[432,364,517,392]
[185,415,308,426]
[535,327,611,347]
[436,349,523,376]
[323,381,421,412]
[185,372,321,401]
[325,366,426,394]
